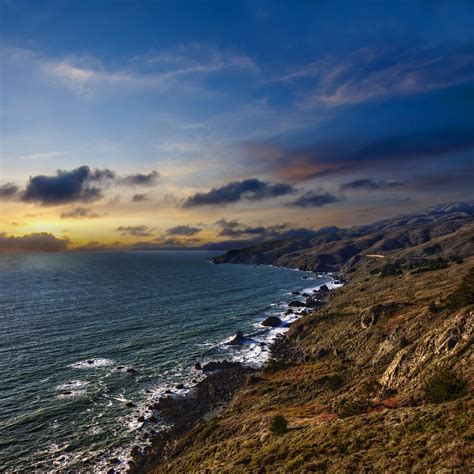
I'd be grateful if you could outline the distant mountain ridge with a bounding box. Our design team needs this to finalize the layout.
[213,201,474,272]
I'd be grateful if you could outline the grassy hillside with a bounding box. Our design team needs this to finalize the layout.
[144,262,473,472]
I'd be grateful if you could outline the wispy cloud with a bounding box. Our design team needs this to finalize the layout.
[247,125,474,182]
[60,207,101,219]
[116,225,154,237]
[3,43,258,95]
[279,45,474,108]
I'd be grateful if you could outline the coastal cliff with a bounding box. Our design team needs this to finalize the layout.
[135,203,474,473]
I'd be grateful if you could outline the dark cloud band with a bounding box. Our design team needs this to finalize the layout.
[183,178,295,207]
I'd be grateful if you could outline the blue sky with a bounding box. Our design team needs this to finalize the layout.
[1,0,474,250]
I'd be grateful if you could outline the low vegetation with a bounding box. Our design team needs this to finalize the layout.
[443,267,474,310]
[269,415,288,435]
[424,369,467,404]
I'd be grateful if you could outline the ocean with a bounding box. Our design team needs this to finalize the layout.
[0,251,332,472]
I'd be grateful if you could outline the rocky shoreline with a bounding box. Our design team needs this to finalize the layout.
[125,360,254,473]
[117,271,341,474]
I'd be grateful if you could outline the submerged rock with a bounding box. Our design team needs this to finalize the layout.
[261,316,282,327]
[127,368,137,373]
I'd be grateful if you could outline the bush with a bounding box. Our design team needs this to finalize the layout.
[264,358,288,373]
[443,267,474,310]
[246,374,262,385]
[424,369,467,404]
[337,398,371,418]
[326,374,344,391]
[269,415,288,435]
[428,301,440,314]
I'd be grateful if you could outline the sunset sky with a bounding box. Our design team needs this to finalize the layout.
[1,0,474,251]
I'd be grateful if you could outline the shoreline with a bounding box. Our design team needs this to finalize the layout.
[118,267,343,473]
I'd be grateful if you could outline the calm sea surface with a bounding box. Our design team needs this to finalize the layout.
[0,251,329,472]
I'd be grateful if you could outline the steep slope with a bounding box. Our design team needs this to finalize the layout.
[148,255,473,473]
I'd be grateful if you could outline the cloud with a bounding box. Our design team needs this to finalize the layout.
[0,183,20,200]
[286,190,340,208]
[166,225,202,236]
[21,165,114,206]
[16,166,159,206]
[122,171,159,186]
[248,126,474,182]
[131,193,149,202]
[339,178,403,192]
[0,232,70,252]
[116,225,154,237]
[280,45,474,108]
[25,43,257,94]
[215,219,318,241]
[60,207,101,219]
[183,178,295,207]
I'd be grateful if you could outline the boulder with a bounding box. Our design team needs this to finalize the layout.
[194,362,202,370]
[291,291,300,295]
[261,316,282,327]
[126,368,137,373]
[125,401,136,408]
[201,360,242,372]
[289,300,306,307]
[227,331,246,345]
[176,384,185,390]
[305,296,324,308]
[360,303,396,329]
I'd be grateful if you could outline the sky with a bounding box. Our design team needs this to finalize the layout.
[1,0,474,251]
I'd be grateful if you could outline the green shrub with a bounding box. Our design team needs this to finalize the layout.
[443,267,474,310]
[379,263,403,277]
[399,336,410,348]
[269,415,288,435]
[424,369,467,404]
[326,374,344,391]
[337,398,371,418]
[246,374,262,385]
[264,358,288,373]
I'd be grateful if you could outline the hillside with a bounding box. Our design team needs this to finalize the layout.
[213,201,474,272]
[131,203,474,473]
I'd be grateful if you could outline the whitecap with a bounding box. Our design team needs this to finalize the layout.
[70,358,114,369]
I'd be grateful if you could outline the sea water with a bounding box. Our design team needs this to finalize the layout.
[0,251,333,472]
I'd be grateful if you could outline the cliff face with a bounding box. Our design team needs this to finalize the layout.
[145,203,474,473]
